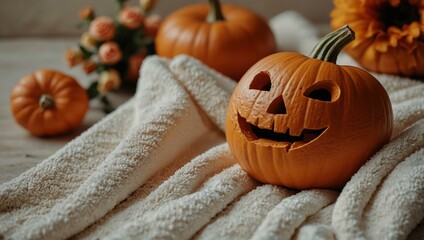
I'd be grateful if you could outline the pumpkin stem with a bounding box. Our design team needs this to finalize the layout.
[310,25,355,63]
[207,0,225,23]
[39,94,55,109]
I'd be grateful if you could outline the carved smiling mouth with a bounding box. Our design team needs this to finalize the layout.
[238,113,326,150]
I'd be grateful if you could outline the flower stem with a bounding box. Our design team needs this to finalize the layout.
[207,0,225,23]
[310,25,355,64]
[39,94,55,109]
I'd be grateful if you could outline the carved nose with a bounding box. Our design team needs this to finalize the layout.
[267,95,286,115]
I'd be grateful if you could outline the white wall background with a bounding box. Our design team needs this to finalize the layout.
[0,0,333,37]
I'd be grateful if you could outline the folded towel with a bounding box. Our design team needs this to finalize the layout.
[1,11,423,240]
[0,55,235,240]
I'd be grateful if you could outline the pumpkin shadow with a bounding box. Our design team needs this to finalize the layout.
[35,124,91,143]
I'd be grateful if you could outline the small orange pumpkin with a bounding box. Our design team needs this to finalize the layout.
[155,0,276,81]
[10,69,89,136]
[226,26,393,190]
[331,0,424,77]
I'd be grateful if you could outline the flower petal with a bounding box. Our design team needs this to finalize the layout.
[407,22,421,38]
[374,32,391,52]
[365,21,384,37]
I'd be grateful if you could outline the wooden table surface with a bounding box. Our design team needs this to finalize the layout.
[0,38,131,184]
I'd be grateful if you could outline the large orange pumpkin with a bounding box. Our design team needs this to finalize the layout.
[155,0,276,81]
[226,26,393,190]
[10,69,89,136]
[331,0,424,77]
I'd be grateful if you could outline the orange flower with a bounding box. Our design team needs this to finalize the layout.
[144,14,161,37]
[118,7,144,29]
[140,0,157,13]
[80,32,97,50]
[98,42,122,65]
[331,0,424,77]
[83,60,97,74]
[127,53,146,81]
[79,6,95,20]
[89,17,115,41]
[64,48,84,67]
[97,70,121,94]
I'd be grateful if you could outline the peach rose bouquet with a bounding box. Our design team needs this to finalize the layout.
[65,0,160,113]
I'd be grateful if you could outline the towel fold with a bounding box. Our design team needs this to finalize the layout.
[1,11,423,240]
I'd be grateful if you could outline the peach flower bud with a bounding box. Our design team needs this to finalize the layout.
[144,14,161,37]
[118,7,144,29]
[98,42,122,65]
[64,48,84,67]
[127,53,146,81]
[83,60,97,74]
[80,32,97,50]
[97,70,121,94]
[139,0,157,13]
[79,6,95,20]
[89,16,115,41]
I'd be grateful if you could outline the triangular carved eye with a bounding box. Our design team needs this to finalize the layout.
[250,71,271,91]
[267,95,287,114]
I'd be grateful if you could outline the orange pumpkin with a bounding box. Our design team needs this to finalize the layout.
[10,69,89,136]
[155,0,276,81]
[331,0,424,77]
[226,26,393,190]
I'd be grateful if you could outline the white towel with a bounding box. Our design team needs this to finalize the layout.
[1,12,424,240]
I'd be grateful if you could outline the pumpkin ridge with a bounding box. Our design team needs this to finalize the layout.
[50,74,73,93]
[28,107,45,135]
[187,22,204,57]
[11,96,38,106]
[174,23,200,57]
[157,18,187,56]
[344,67,392,143]
[193,23,211,62]
[35,70,53,93]
[211,21,233,63]
[51,70,65,86]
[18,77,43,96]
[345,66,393,136]
[236,20,274,63]
[53,87,77,99]
[230,20,260,48]
[271,145,286,184]
[301,59,328,120]
[14,91,38,104]
[283,58,318,134]
[14,104,38,127]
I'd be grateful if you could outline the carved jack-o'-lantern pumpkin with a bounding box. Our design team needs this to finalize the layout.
[226,26,393,190]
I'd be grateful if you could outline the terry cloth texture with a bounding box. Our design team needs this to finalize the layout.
[1,11,424,240]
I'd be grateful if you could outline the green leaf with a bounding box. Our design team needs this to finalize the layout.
[96,63,113,73]
[78,44,94,59]
[86,81,99,99]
